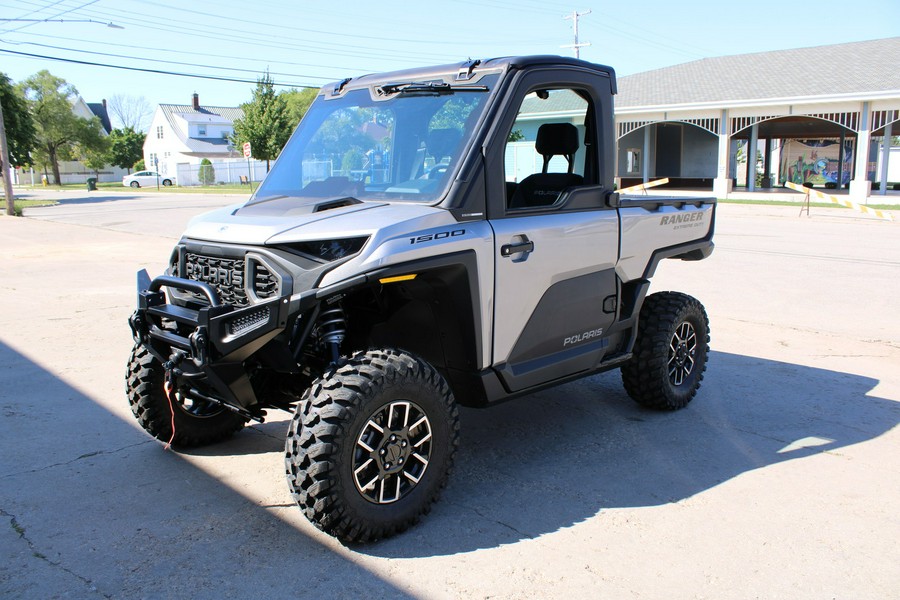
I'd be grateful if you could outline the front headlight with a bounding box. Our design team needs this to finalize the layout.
[281,236,369,263]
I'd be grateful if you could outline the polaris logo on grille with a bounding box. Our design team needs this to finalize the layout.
[186,263,243,288]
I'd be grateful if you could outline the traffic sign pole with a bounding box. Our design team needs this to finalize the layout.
[243,143,254,193]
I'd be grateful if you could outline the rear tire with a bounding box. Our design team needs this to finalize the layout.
[285,349,459,543]
[126,344,246,447]
[621,292,710,410]
[162,179,173,187]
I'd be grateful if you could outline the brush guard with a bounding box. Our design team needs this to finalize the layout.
[129,270,292,414]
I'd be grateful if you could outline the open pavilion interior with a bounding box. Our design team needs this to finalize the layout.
[614,37,900,202]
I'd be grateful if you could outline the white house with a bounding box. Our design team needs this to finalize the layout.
[143,94,267,185]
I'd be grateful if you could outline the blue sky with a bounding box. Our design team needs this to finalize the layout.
[1,0,897,128]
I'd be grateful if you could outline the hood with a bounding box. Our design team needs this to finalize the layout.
[182,196,445,245]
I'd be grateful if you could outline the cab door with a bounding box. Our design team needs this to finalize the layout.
[485,72,620,392]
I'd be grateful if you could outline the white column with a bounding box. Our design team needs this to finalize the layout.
[748,122,759,192]
[878,120,892,196]
[713,110,732,198]
[850,102,872,202]
[642,125,650,183]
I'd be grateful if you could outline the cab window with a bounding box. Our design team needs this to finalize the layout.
[503,88,592,210]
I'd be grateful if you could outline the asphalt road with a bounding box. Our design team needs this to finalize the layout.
[1,190,898,598]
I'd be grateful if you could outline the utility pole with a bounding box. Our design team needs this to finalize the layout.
[0,99,15,216]
[562,9,591,59]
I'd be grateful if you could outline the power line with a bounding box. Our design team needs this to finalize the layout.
[0,47,321,87]
[0,0,98,34]
[1,39,332,80]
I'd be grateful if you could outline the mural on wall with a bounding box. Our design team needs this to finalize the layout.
[780,139,854,186]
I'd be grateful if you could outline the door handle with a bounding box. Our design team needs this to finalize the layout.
[501,239,535,257]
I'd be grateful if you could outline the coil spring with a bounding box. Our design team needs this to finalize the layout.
[317,306,347,346]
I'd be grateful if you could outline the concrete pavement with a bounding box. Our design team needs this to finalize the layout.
[1,192,898,598]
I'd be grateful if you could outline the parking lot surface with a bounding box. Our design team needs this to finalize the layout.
[1,191,898,598]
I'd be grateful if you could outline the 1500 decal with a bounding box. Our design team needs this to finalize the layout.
[409,229,466,244]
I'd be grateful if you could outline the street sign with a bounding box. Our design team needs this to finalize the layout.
[242,142,251,158]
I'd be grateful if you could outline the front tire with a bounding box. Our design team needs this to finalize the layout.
[126,345,246,447]
[621,292,710,410]
[285,349,459,543]
[129,181,140,188]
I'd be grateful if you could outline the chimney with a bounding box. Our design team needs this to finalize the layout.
[192,93,200,110]
[102,99,107,109]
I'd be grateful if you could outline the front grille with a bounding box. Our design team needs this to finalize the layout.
[183,253,249,306]
[175,251,283,307]
[254,264,278,299]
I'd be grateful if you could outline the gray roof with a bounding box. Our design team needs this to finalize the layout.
[519,89,587,116]
[159,104,243,124]
[617,37,900,108]
[87,102,112,134]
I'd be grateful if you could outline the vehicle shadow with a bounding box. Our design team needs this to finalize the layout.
[0,340,413,599]
[359,350,899,558]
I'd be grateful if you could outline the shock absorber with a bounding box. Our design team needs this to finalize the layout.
[317,305,347,365]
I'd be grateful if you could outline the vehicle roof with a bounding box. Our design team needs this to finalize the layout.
[323,55,617,96]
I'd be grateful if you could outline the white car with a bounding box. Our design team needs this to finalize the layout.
[123,171,175,188]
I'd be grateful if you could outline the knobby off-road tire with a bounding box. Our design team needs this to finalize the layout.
[621,292,710,410]
[126,344,246,448]
[285,349,459,544]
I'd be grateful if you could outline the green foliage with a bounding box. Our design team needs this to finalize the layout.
[0,72,36,167]
[428,97,477,131]
[198,158,215,185]
[108,127,145,172]
[281,87,318,129]
[231,72,291,170]
[133,158,145,171]
[507,129,525,142]
[341,148,364,172]
[77,135,110,176]
[17,70,106,184]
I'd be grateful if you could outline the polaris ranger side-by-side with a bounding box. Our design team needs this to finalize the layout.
[128,56,715,543]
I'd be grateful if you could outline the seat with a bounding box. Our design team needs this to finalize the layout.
[426,128,462,178]
[509,122,583,209]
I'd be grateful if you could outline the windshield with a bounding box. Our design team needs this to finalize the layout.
[251,74,498,204]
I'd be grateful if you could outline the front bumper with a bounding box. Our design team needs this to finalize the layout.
[129,272,292,412]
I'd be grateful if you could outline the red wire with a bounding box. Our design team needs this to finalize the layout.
[163,373,177,451]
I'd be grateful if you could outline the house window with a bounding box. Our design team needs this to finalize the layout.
[626,148,641,174]
[156,126,164,139]
[164,152,171,159]
[198,125,207,136]
[149,153,158,168]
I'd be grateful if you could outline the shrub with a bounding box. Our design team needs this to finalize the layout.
[199,158,216,186]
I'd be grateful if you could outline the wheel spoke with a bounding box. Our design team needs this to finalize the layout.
[354,458,374,476]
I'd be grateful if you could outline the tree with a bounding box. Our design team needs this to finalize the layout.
[1,73,36,169]
[107,94,152,131]
[75,127,110,178]
[198,158,215,185]
[281,87,318,129]
[18,70,105,184]
[231,72,291,171]
[107,127,145,173]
